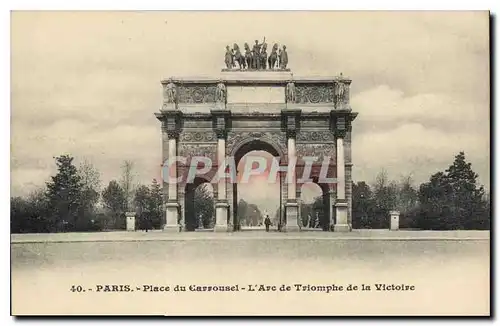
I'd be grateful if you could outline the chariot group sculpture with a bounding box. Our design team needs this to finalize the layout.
[224,37,288,71]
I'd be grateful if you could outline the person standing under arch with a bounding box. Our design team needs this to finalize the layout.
[264,214,272,232]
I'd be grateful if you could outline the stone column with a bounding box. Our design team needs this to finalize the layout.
[279,171,287,231]
[334,116,351,232]
[157,109,182,232]
[212,188,218,229]
[227,181,234,231]
[296,187,302,230]
[212,110,230,232]
[164,130,181,232]
[178,189,186,231]
[329,186,336,230]
[283,110,301,232]
[214,135,229,232]
[288,137,296,200]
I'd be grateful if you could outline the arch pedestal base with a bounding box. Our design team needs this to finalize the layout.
[283,201,300,232]
[334,200,351,232]
[164,201,181,232]
[214,201,230,232]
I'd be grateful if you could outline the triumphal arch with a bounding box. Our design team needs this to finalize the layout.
[155,44,357,232]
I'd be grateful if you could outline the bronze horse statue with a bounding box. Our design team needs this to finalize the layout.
[268,43,279,69]
[260,43,268,70]
[244,43,252,69]
[232,43,246,69]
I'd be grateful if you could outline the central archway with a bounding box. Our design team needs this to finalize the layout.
[230,138,286,231]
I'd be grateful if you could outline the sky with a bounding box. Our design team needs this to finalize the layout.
[10,11,490,214]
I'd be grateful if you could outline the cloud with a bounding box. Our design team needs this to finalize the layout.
[11,118,162,195]
[349,82,489,188]
[351,85,488,129]
[353,123,490,188]
[10,168,52,197]
[10,11,490,203]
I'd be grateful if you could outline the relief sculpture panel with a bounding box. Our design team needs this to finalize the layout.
[177,143,217,163]
[179,130,217,143]
[177,85,217,103]
[295,84,335,104]
[296,130,335,143]
[295,143,336,163]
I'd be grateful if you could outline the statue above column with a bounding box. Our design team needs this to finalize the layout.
[223,38,290,71]
[162,78,177,110]
[215,80,226,104]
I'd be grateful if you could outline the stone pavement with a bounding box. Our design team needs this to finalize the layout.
[11,229,490,244]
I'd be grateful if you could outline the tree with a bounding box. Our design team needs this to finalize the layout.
[273,207,281,227]
[446,152,487,229]
[236,199,263,227]
[134,185,151,230]
[194,184,214,228]
[102,180,127,229]
[120,160,136,211]
[237,199,248,226]
[77,159,101,230]
[11,196,26,233]
[300,200,313,227]
[299,196,324,229]
[396,175,418,214]
[11,188,50,233]
[418,172,449,229]
[45,155,83,232]
[148,179,164,229]
[246,203,262,226]
[311,196,324,228]
[395,175,419,229]
[134,185,150,213]
[418,152,489,230]
[352,181,375,229]
[371,170,396,229]
[78,159,101,192]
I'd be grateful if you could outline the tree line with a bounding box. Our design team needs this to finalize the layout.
[298,152,490,230]
[11,151,490,233]
[11,155,166,233]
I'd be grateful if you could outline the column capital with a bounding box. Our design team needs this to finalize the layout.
[157,110,182,139]
[286,129,297,138]
[330,111,357,138]
[281,109,301,139]
[166,130,180,139]
[215,129,227,139]
[295,188,301,198]
[333,115,349,139]
[211,110,231,139]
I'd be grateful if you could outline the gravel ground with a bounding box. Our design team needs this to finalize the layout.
[11,236,490,316]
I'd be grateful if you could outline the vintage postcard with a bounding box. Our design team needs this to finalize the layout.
[10,11,490,316]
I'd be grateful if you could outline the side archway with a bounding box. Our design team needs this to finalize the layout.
[184,177,215,231]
